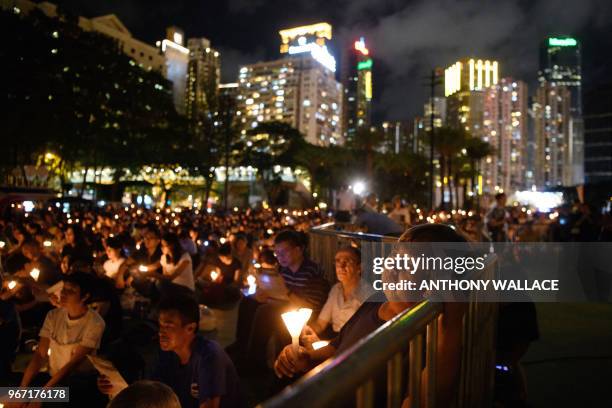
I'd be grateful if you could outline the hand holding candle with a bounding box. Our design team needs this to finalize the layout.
[282,308,312,352]
[246,274,257,295]
[30,268,41,281]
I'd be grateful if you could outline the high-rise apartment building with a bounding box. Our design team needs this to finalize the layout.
[342,37,373,142]
[532,83,572,187]
[235,23,343,146]
[483,78,528,193]
[445,58,499,193]
[185,38,220,127]
[538,36,584,186]
[159,27,189,115]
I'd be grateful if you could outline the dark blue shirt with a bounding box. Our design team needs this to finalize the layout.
[329,296,385,354]
[152,335,243,408]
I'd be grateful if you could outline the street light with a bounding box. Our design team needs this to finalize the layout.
[352,180,366,196]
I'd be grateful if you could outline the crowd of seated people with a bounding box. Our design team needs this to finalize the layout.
[0,199,561,406]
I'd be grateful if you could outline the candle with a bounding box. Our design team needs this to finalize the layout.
[138,265,148,273]
[8,280,17,290]
[281,308,312,352]
[246,274,257,295]
[210,270,220,282]
[312,340,329,350]
[0,241,5,249]
[30,268,41,281]
[136,243,141,250]
[43,240,52,247]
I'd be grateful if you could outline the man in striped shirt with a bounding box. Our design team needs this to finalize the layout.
[227,230,329,373]
[273,230,329,314]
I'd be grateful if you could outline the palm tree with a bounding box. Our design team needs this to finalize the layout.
[465,137,495,208]
[435,127,468,208]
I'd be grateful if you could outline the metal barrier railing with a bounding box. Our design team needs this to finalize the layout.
[260,301,443,408]
[307,223,397,283]
[260,224,497,408]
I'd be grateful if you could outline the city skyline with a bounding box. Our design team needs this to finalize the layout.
[51,0,612,122]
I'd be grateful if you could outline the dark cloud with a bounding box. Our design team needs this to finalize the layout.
[216,46,267,83]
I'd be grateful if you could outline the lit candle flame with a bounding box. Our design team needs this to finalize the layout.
[246,274,257,295]
[210,270,220,281]
[282,308,312,351]
[30,268,41,281]
[43,240,52,247]
[0,241,5,249]
[139,265,148,273]
[312,340,329,350]
[8,280,17,290]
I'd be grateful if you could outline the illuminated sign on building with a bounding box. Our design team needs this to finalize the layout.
[357,59,372,70]
[279,23,332,45]
[288,42,336,72]
[445,58,499,96]
[364,71,372,100]
[548,37,577,47]
[445,61,462,97]
[354,37,369,55]
[161,39,188,54]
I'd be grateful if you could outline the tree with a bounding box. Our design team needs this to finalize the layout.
[435,127,468,208]
[235,121,304,205]
[465,137,495,208]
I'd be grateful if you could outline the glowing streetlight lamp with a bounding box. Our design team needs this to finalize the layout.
[352,181,366,195]
[281,308,312,352]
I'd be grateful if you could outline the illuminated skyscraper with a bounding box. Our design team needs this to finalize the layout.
[483,78,528,194]
[532,83,572,187]
[342,37,373,142]
[537,36,583,186]
[185,38,220,127]
[159,27,189,115]
[235,23,343,146]
[445,58,499,194]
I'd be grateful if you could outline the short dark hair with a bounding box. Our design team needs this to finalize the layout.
[336,246,361,261]
[158,295,199,327]
[495,192,506,200]
[109,380,180,408]
[218,243,232,256]
[274,230,306,249]
[105,236,122,250]
[399,224,467,243]
[161,232,184,264]
[62,272,96,303]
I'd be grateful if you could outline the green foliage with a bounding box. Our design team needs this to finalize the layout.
[1,8,185,186]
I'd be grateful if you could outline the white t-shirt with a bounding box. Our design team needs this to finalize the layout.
[389,207,411,225]
[39,308,105,375]
[160,252,195,291]
[319,280,374,332]
[337,190,356,211]
[103,257,125,279]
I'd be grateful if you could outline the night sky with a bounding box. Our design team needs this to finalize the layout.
[54,0,612,122]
